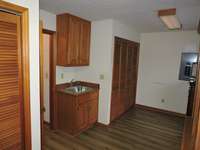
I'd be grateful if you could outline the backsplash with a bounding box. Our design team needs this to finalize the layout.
[56,66,76,84]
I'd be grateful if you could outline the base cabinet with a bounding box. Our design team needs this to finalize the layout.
[57,91,99,135]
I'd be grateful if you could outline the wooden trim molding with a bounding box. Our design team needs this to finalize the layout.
[42,29,57,129]
[158,8,176,17]
[191,47,200,150]
[135,104,186,118]
[43,29,55,34]
[0,1,32,150]
[96,122,110,128]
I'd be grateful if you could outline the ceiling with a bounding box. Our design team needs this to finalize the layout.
[40,0,200,33]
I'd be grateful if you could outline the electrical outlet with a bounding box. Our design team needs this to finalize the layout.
[161,99,165,103]
[61,73,64,79]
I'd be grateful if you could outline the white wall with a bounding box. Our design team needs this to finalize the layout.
[39,9,77,84]
[4,0,40,149]
[40,9,56,31]
[137,31,200,114]
[75,19,114,124]
[43,34,50,123]
[76,19,140,124]
[56,67,76,84]
[113,20,140,42]
[39,9,141,124]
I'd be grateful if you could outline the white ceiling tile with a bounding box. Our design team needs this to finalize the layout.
[40,0,200,32]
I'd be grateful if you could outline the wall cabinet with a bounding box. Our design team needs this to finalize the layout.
[57,13,91,66]
[111,37,139,121]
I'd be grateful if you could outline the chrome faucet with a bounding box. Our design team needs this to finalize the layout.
[70,79,76,87]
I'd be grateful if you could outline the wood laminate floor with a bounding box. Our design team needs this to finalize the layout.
[44,108,184,150]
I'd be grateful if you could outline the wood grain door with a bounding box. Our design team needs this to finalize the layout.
[68,16,81,65]
[120,40,128,111]
[127,42,139,108]
[75,103,88,131]
[111,37,139,121]
[56,14,69,66]
[111,38,122,120]
[0,11,24,149]
[79,20,91,65]
[88,100,98,125]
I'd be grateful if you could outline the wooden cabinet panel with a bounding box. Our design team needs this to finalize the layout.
[75,103,88,130]
[68,16,81,65]
[88,100,98,124]
[57,14,69,66]
[79,20,91,65]
[111,37,139,122]
[57,13,91,66]
[57,93,75,134]
[120,40,128,90]
[128,85,137,107]
[112,39,121,91]
[78,92,98,105]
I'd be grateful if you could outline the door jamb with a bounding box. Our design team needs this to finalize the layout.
[42,29,57,129]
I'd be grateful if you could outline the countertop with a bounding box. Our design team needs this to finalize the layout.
[56,81,100,96]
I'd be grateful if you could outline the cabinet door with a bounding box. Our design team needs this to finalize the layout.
[120,40,128,90]
[111,37,139,121]
[88,100,98,124]
[111,38,122,121]
[112,38,121,91]
[79,20,91,65]
[68,16,81,65]
[57,14,69,66]
[119,40,129,111]
[127,42,139,108]
[111,91,123,121]
[75,103,88,130]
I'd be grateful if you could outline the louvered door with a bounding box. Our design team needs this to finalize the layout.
[0,11,24,149]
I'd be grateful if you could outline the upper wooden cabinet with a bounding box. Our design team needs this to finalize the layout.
[57,13,91,66]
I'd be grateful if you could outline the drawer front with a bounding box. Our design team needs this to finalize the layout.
[78,91,98,105]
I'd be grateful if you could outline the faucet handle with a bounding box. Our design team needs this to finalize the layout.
[70,79,75,82]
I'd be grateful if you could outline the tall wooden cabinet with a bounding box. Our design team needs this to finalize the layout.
[57,13,91,66]
[111,37,139,121]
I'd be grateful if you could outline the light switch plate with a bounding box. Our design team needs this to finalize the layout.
[99,74,105,80]
[61,73,64,79]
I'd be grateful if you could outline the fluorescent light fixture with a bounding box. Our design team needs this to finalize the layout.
[158,8,181,30]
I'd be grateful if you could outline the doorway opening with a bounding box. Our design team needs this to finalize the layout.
[40,29,56,129]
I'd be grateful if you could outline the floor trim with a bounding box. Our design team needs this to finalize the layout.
[135,104,186,118]
[96,122,110,127]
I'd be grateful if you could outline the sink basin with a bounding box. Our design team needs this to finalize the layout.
[64,85,93,95]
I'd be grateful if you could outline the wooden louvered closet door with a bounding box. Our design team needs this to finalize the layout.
[0,11,24,149]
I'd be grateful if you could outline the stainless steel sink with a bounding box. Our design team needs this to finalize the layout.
[64,85,93,95]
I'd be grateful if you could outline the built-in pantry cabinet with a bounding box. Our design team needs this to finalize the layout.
[57,13,91,66]
[111,37,140,121]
